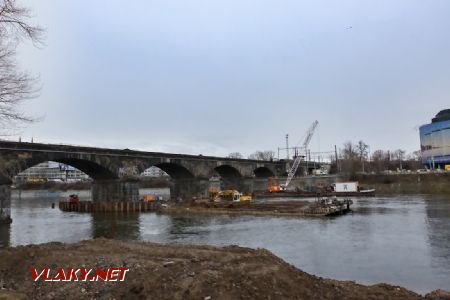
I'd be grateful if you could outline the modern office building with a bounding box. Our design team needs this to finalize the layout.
[419,109,450,169]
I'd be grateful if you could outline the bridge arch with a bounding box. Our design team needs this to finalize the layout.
[54,158,118,180]
[7,157,118,182]
[153,163,194,179]
[214,165,242,179]
[253,167,275,178]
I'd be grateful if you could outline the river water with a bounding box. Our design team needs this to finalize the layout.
[0,192,449,294]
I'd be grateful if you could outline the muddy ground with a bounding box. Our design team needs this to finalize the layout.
[0,239,449,299]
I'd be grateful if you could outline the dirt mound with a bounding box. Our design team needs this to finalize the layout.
[0,239,446,299]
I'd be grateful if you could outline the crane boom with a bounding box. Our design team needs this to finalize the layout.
[302,120,319,149]
[283,120,319,189]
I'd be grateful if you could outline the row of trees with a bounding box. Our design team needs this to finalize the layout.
[227,151,275,161]
[228,141,421,175]
[337,140,421,174]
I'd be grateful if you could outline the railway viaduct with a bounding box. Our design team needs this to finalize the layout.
[0,140,287,222]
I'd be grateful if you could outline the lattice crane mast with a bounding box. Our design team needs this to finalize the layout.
[281,120,319,190]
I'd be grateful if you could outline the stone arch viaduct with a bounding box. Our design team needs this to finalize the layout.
[0,141,287,222]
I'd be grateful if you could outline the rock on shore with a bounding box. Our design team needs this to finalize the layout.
[0,239,448,299]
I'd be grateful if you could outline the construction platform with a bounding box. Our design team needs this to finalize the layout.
[59,201,157,213]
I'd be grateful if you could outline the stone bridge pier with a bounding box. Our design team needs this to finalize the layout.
[169,178,210,199]
[91,180,140,202]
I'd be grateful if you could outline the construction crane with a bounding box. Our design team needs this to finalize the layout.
[282,120,319,189]
[269,120,319,192]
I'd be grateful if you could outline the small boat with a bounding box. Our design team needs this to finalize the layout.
[360,188,376,194]
[332,182,375,196]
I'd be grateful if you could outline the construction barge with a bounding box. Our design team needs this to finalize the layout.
[59,188,353,217]
[59,201,157,213]
[161,198,353,217]
[59,198,352,217]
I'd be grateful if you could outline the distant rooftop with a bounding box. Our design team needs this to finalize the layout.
[432,109,450,123]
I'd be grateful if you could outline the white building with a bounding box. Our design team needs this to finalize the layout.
[14,161,90,182]
[141,166,169,177]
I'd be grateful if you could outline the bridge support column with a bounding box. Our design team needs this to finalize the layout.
[91,180,139,202]
[0,184,12,224]
[170,178,210,200]
[220,178,255,194]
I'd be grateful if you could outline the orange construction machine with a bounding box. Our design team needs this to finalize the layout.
[268,177,284,193]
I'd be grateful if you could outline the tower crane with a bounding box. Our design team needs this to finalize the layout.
[268,120,319,192]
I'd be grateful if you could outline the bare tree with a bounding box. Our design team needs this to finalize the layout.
[227,152,243,159]
[393,149,406,170]
[248,150,275,161]
[339,141,365,175]
[356,140,369,172]
[341,141,358,160]
[0,0,43,127]
[409,150,421,161]
[371,149,386,173]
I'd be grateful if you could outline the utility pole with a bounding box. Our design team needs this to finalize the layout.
[334,145,339,173]
[285,134,289,160]
[306,149,311,175]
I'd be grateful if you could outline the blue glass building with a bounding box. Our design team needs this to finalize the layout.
[419,109,450,168]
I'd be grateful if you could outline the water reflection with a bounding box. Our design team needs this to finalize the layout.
[425,196,450,287]
[0,223,10,247]
[91,213,141,240]
[1,193,450,293]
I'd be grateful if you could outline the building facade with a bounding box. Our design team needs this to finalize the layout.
[140,166,169,177]
[14,161,90,183]
[419,109,450,169]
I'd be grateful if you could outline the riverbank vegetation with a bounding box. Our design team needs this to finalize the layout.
[329,140,422,175]
[354,173,450,194]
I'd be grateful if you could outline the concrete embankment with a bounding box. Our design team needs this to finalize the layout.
[1,239,448,299]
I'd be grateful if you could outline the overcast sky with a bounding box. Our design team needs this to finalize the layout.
[14,0,450,157]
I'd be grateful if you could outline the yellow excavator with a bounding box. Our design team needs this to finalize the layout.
[212,189,252,202]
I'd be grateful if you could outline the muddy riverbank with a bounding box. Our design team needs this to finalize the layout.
[0,239,448,299]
